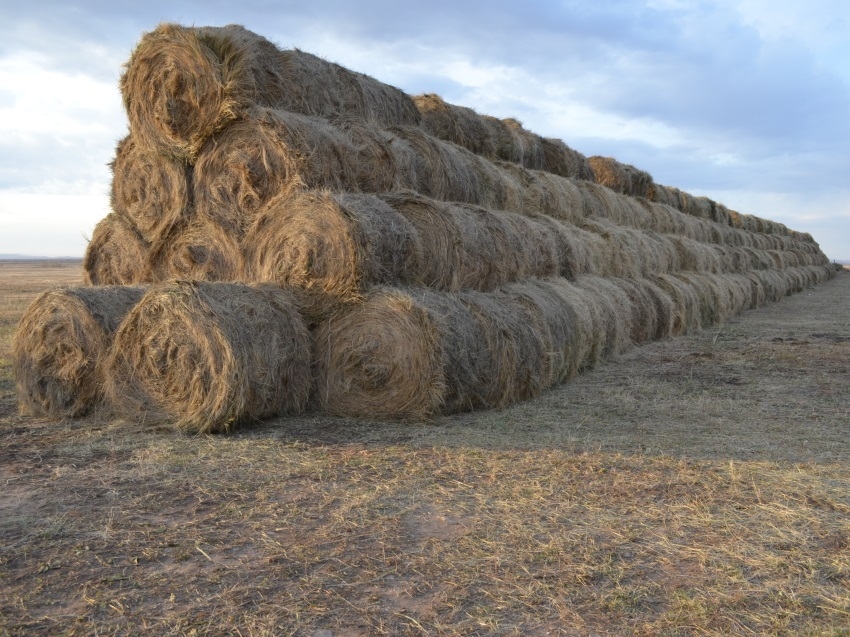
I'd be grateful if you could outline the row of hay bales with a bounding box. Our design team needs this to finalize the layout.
[14,22,836,433]
[415,95,804,236]
[88,183,829,295]
[13,264,834,430]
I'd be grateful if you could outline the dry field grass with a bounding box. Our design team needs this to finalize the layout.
[1,260,848,636]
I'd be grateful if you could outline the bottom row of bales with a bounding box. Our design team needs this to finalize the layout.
[14,265,835,432]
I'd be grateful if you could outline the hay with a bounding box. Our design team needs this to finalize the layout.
[243,190,421,301]
[193,107,357,234]
[384,126,486,205]
[531,215,595,279]
[572,277,633,360]
[110,134,192,245]
[314,288,462,420]
[491,161,585,222]
[13,286,146,418]
[651,273,703,336]
[540,137,595,180]
[332,115,398,192]
[576,218,651,279]
[672,272,732,326]
[148,215,242,283]
[503,118,545,169]
[458,287,551,407]
[501,279,582,385]
[106,281,311,433]
[439,112,597,179]
[83,214,151,286]
[380,192,505,291]
[588,156,655,198]
[314,279,598,420]
[608,278,663,345]
[377,192,563,291]
[121,23,419,160]
[413,93,496,157]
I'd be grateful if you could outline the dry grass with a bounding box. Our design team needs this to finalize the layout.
[1,262,849,636]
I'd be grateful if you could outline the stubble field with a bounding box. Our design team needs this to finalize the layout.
[1,260,848,636]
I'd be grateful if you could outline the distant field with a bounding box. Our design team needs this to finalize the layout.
[1,261,849,636]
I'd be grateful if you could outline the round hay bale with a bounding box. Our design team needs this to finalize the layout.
[652,273,702,336]
[531,171,586,223]
[13,286,146,418]
[572,276,633,361]
[540,137,594,180]
[148,215,242,283]
[609,277,674,344]
[193,107,357,234]
[377,192,470,291]
[588,156,655,198]
[482,115,524,164]
[743,271,767,308]
[531,215,594,279]
[673,272,731,326]
[120,23,419,160]
[478,207,560,284]
[503,118,545,170]
[724,274,754,314]
[83,214,151,286]
[413,93,496,157]
[331,115,398,192]
[491,161,553,216]
[243,190,422,300]
[314,279,593,420]
[313,288,460,419]
[110,134,192,245]
[752,269,787,303]
[644,231,681,274]
[384,126,483,204]
[106,281,311,433]
[503,279,582,384]
[607,278,660,345]
[459,287,551,407]
[636,278,676,340]
[577,218,642,279]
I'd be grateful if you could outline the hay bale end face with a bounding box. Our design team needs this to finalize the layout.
[106,281,312,433]
[110,134,192,245]
[84,214,151,286]
[13,287,146,418]
[243,190,422,301]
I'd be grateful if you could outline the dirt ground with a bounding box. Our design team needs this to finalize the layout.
[1,261,848,636]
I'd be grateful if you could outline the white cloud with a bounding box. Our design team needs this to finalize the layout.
[0,51,124,141]
[0,191,108,257]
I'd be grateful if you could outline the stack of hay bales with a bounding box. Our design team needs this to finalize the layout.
[412,95,820,237]
[14,23,836,431]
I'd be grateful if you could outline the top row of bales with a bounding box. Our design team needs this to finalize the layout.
[415,96,804,237]
[121,22,804,239]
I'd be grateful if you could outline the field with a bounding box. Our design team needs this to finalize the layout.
[1,260,848,636]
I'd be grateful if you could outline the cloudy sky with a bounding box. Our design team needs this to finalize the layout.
[2,1,848,260]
